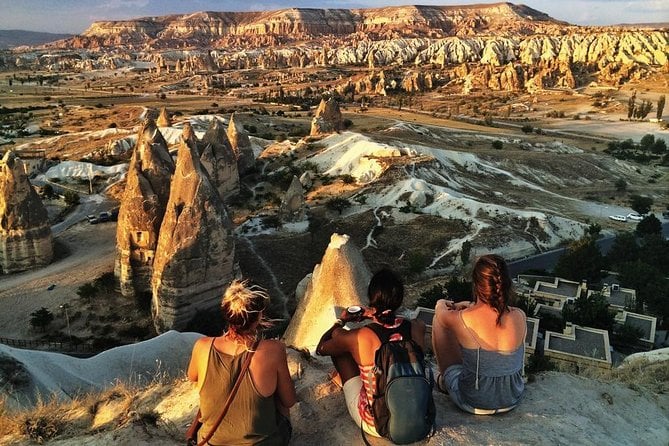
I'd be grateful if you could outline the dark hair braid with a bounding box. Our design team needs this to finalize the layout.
[472,254,512,325]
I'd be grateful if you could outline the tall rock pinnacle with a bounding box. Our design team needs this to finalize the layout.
[310,97,343,136]
[114,119,174,298]
[200,118,239,199]
[0,151,53,273]
[151,135,235,332]
[226,113,255,175]
[283,233,371,352]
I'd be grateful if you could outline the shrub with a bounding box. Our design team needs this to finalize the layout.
[521,124,533,134]
[492,140,503,150]
[341,174,355,184]
[30,307,54,331]
[63,190,80,206]
[325,197,351,214]
[415,284,446,309]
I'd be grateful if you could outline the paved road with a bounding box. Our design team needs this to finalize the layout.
[51,194,112,235]
[509,221,669,277]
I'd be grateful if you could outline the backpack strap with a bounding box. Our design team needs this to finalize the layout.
[367,318,412,343]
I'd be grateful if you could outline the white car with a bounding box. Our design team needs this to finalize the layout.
[626,213,643,221]
[609,215,627,222]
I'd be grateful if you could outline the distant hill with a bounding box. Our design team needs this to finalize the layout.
[0,30,71,49]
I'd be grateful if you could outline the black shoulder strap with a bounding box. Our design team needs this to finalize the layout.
[367,319,412,343]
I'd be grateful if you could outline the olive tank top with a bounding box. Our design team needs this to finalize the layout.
[199,340,281,446]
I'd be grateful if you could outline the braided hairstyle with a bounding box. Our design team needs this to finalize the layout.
[221,280,269,342]
[471,254,512,325]
[368,268,404,325]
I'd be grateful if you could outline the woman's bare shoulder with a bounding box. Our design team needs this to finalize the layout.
[258,338,288,355]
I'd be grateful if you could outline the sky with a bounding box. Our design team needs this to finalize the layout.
[0,0,667,34]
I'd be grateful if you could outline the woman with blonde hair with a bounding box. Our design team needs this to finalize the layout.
[188,280,296,445]
[432,254,526,414]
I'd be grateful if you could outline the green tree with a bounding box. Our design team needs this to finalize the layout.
[636,214,662,237]
[63,190,80,206]
[657,95,666,121]
[491,140,503,150]
[325,197,351,215]
[77,282,97,300]
[30,307,54,332]
[639,134,655,151]
[562,293,615,331]
[629,195,653,215]
[614,178,627,192]
[627,91,636,119]
[553,237,605,283]
[650,138,667,154]
[606,232,639,270]
[460,240,472,265]
[618,259,665,314]
[587,223,602,239]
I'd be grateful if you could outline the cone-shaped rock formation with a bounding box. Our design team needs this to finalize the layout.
[115,120,174,297]
[0,151,53,273]
[151,135,235,332]
[310,98,343,136]
[283,233,371,352]
[226,113,255,175]
[200,118,239,199]
[279,175,305,223]
[156,107,171,127]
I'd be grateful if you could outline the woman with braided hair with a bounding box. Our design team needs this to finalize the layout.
[432,254,526,414]
[188,280,296,445]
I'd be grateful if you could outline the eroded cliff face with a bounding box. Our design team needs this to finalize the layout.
[151,136,235,332]
[76,3,564,46]
[114,120,174,298]
[0,151,53,274]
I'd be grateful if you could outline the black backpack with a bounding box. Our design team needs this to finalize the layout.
[365,320,435,445]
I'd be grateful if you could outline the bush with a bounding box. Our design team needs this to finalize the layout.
[492,140,503,150]
[325,197,351,215]
[341,174,355,184]
[30,307,54,331]
[521,124,533,134]
[63,190,80,206]
[415,284,446,309]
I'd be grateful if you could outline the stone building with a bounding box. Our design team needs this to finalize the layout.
[0,151,53,273]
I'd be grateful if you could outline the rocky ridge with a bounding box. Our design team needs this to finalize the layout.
[0,151,53,274]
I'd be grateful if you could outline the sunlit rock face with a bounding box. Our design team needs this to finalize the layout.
[279,175,305,223]
[199,118,239,199]
[115,120,174,298]
[156,107,171,127]
[151,136,235,332]
[310,98,343,136]
[283,233,371,352]
[0,151,53,274]
[226,113,255,175]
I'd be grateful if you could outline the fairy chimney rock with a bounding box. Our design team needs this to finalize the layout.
[0,151,53,273]
[151,137,235,332]
[115,120,174,297]
[181,121,198,148]
[200,119,239,199]
[226,113,255,175]
[156,107,171,127]
[310,98,343,136]
[283,233,371,352]
[279,175,305,223]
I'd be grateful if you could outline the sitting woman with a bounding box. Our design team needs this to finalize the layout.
[316,269,426,437]
[188,280,296,445]
[432,254,526,415]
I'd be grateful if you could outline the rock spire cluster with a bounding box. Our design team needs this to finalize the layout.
[199,118,240,199]
[0,151,53,274]
[115,118,236,331]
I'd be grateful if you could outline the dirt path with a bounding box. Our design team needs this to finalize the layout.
[0,222,116,339]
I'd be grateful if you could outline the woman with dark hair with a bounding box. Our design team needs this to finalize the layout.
[432,254,526,414]
[188,280,296,445]
[316,269,426,437]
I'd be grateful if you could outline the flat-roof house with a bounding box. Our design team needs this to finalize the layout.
[615,311,657,349]
[544,323,612,370]
[598,283,636,311]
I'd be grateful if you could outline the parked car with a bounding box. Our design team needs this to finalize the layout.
[609,215,627,222]
[627,213,643,221]
[98,211,112,222]
[87,214,99,224]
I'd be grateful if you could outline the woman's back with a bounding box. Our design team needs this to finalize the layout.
[458,306,526,352]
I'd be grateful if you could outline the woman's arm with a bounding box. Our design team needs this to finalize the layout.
[411,318,427,351]
[274,343,297,410]
[187,337,209,382]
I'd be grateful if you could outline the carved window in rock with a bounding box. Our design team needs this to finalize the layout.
[132,230,149,248]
